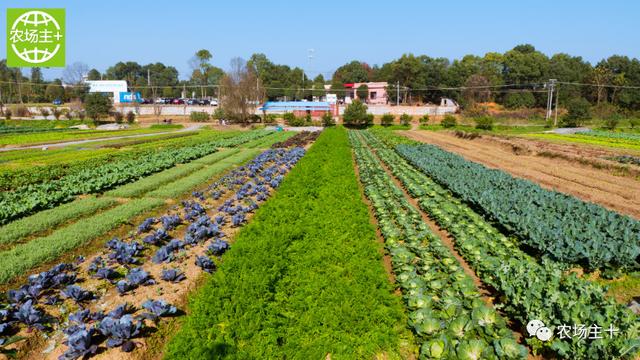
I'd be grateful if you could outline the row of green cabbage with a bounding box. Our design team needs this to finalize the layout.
[350,131,527,360]
[361,130,639,359]
[395,142,640,271]
[0,131,270,224]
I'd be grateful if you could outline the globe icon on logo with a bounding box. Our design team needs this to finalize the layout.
[10,10,63,64]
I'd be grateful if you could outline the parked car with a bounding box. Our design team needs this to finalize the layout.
[52,99,63,105]
[199,99,210,105]
[187,99,198,105]
[210,99,219,106]
[172,98,185,105]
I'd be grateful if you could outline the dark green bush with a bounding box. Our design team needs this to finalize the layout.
[381,113,395,126]
[474,116,495,130]
[441,114,457,128]
[343,100,372,126]
[419,114,430,124]
[190,111,210,122]
[112,111,124,124]
[399,113,412,126]
[126,111,136,124]
[321,112,335,126]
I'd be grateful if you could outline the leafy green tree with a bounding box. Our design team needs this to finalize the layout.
[332,60,372,83]
[44,84,65,102]
[503,45,549,83]
[356,84,369,102]
[86,68,101,80]
[84,93,113,122]
[342,99,372,126]
[563,97,592,127]
[504,92,536,109]
[312,75,326,98]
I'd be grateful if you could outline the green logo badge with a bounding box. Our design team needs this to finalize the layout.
[6,8,65,67]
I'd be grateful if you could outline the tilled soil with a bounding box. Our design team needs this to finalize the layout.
[400,130,640,219]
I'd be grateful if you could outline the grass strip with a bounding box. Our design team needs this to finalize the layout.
[147,149,261,199]
[0,196,119,246]
[0,197,164,284]
[106,149,242,198]
[165,127,411,359]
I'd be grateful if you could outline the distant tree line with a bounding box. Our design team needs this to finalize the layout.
[2,44,640,116]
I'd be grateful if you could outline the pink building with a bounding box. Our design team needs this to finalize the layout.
[344,82,388,104]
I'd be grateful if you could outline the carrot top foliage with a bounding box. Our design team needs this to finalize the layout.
[165,127,413,359]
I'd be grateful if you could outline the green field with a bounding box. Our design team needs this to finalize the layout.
[0,126,185,147]
[524,132,640,151]
[165,127,413,359]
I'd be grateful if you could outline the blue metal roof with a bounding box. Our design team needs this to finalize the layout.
[259,101,331,111]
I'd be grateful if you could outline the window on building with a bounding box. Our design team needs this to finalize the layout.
[370,91,377,99]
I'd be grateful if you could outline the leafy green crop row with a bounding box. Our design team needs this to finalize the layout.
[362,130,639,359]
[0,127,171,146]
[0,131,269,224]
[0,196,118,246]
[350,131,526,359]
[396,143,640,271]
[0,130,245,191]
[0,197,164,284]
[576,130,640,141]
[105,149,242,198]
[148,149,261,198]
[166,127,412,359]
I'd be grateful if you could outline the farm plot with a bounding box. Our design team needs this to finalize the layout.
[350,131,527,359]
[0,130,270,224]
[524,131,640,152]
[400,130,640,219]
[0,129,243,191]
[1,144,309,359]
[165,127,413,359]
[395,142,640,272]
[358,129,639,359]
[0,127,175,147]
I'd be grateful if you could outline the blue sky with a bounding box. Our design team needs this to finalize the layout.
[2,0,639,80]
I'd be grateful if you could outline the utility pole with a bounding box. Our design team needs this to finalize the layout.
[545,79,557,121]
[396,81,400,106]
[554,85,560,127]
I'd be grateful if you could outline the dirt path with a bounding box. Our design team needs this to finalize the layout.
[0,125,204,152]
[400,130,640,219]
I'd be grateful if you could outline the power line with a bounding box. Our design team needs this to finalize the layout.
[556,81,640,89]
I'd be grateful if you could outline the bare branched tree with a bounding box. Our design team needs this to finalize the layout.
[63,62,89,85]
[220,57,264,124]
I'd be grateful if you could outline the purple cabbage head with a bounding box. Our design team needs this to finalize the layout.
[207,239,230,256]
[141,299,177,318]
[160,268,185,283]
[61,285,94,303]
[195,256,216,273]
[97,314,143,351]
[59,325,98,360]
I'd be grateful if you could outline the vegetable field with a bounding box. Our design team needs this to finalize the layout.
[0,125,638,360]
